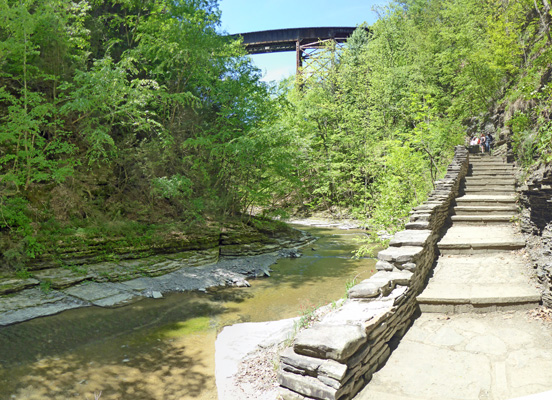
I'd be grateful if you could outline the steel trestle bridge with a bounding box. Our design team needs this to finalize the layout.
[230,27,359,75]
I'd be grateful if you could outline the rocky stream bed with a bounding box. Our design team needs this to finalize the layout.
[0,226,316,326]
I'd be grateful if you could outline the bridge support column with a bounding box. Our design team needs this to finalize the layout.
[295,40,303,76]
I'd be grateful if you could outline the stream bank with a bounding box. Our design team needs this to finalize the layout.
[0,224,315,326]
[0,225,376,400]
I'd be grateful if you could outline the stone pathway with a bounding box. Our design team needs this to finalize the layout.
[355,154,550,400]
[353,311,552,400]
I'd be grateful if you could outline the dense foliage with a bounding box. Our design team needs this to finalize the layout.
[0,0,296,267]
[266,0,552,229]
[1,0,551,268]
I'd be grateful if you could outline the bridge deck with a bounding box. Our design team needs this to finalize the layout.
[231,27,358,54]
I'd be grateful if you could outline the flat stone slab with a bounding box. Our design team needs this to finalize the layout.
[469,166,514,171]
[347,281,383,298]
[370,271,413,288]
[456,194,516,204]
[389,230,432,247]
[0,277,39,294]
[348,272,412,299]
[0,252,283,325]
[33,267,95,289]
[423,254,534,285]
[466,176,515,182]
[377,246,424,263]
[463,185,515,191]
[354,311,552,400]
[510,390,552,400]
[216,318,297,400]
[418,254,540,310]
[280,347,348,382]
[405,221,430,230]
[321,298,395,327]
[450,215,515,223]
[294,324,367,362]
[63,281,142,307]
[470,171,514,176]
[0,288,89,326]
[454,205,518,214]
[438,225,525,253]
[419,283,541,307]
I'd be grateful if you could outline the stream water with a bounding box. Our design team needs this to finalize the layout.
[0,226,378,400]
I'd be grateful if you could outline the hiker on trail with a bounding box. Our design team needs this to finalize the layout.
[470,136,479,146]
[480,134,486,153]
[486,132,493,153]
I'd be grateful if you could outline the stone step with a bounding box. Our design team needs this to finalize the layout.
[469,160,511,165]
[465,177,515,184]
[462,193,515,198]
[463,189,514,194]
[464,174,515,186]
[437,225,525,255]
[469,165,512,170]
[438,241,524,254]
[469,155,507,161]
[469,170,514,176]
[463,190,515,195]
[463,188,515,196]
[461,194,515,199]
[418,283,541,312]
[417,254,541,313]
[470,160,512,165]
[464,186,515,192]
[453,205,517,215]
[463,183,515,189]
[455,197,516,207]
[464,178,514,183]
[468,168,516,177]
[468,190,516,196]
[469,157,511,162]
[464,178,515,186]
[469,158,508,162]
[450,215,516,224]
[456,194,516,202]
[469,170,514,175]
[466,178,514,184]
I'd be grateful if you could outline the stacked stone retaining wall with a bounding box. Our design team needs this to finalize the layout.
[278,146,469,400]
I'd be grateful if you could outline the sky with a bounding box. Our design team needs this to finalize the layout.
[218,0,389,82]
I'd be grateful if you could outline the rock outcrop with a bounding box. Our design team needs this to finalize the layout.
[0,227,313,297]
[519,163,552,308]
[0,228,315,326]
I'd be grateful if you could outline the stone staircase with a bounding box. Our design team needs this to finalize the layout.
[354,153,552,400]
[417,154,541,312]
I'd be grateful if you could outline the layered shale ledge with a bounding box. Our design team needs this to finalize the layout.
[0,224,313,297]
[277,146,469,400]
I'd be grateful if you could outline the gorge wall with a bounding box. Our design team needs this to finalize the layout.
[519,163,552,308]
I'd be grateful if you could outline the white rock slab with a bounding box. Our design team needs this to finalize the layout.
[215,318,297,400]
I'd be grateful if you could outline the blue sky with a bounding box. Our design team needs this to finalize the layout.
[218,0,389,81]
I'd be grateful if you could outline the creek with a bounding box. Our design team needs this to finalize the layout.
[0,225,378,400]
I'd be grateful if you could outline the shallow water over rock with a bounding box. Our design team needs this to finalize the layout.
[0,226,377,400]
